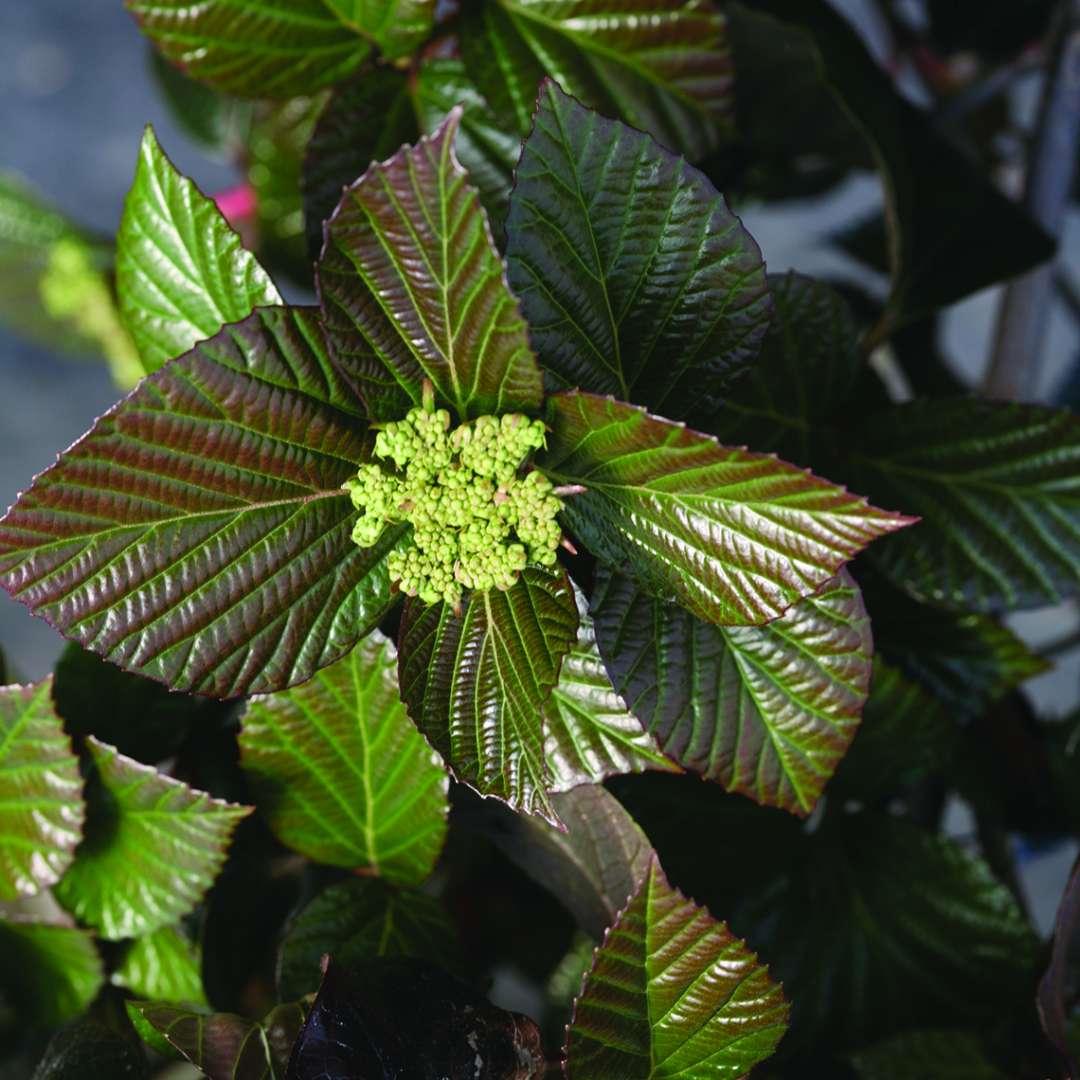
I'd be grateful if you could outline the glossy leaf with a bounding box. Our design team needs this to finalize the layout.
[111,924,207,1006]
[0,677,84,900]
[318,109,543,421]
[117,127,281,374]
[0,306,406,698]
[565,855,787,1079]
[55,737,251,940]
[850,399,1080,612]
[0,918,104,1027]
[129,1000,305,1080]
[461,0,734,161]
[545,588,676,792]
[466,784,655,939]
[505,83,770,417]
[398,566,578,825]
[277,877,459,999]
[240,630,449,884]
[851,1030,1008,1080]
[320,0,433,58]
[126,0,371,98]
[30,1018,151,1080]
[538,392,911,626]
[593,569,872,815]
[286,958,543,1080]
[706,273,860,460]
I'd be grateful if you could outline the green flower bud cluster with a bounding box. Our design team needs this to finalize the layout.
[344,402,564,608]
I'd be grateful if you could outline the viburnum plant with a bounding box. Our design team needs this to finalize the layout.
[3,0,1080,1077]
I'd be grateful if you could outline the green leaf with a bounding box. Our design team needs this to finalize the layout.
[398,566,579,825]
[0,306,406,698]
[565,855,787,1079]
[0,678,84,900]
[461,0,734,161]
[318,109,543,421]
[111,925,207,1006]
[505,83,770,417]
[320,0,433,58]
[545,586,676,792]
[0,919,104,1027]
[849,399,1080,612]
[127,1001,305,1080]
[126,0,372,98]
[239,630,449,884]
[116,127,281,375]
[851,1029,1008,1080]
[465,784,655,939]
[705,272,860,461]
[276,877,459,999]
[55,737,252,940]
[747,0,1054,324]
[593,568,872,816]
[30,1018,151,1080]
[538,392,911,626]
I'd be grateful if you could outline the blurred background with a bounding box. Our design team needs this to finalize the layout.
[2,0,1080,931]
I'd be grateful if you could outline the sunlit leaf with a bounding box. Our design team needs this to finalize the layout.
[111,924,207,1006]
[240,631,449,884]
[55,738,251,940]
[320,0,434,58]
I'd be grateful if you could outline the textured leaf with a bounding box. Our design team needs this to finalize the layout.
[55,738,251,940]
[851,1030,1008,1080]
[0,919,104,1027]
[117,127,281,374]
[0,306,406,698]
[593,568,872,815]
[277,877,459,999]
[240,630,449,884]
[0,678,84,900]
[545,587,676,792]
[318,109,543,421]
[849,399,1080,612]
[461,0,734,161]
[398,566,578,825]
[111,925,207,1005]
[126,0,372,98]
[565,855,787,1079]
[538,392,911,626]
[705,272,860,460]
[129,1001,305,1080]
[320,0,433,58]
[30,1018,151,1080]
[286,958,543,1080]
[463,784,655,939]
[505,83,770,417]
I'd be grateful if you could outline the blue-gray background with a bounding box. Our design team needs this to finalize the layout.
[1,1,1077,932]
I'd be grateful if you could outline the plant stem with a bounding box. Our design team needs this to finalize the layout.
[984,0,1080,400]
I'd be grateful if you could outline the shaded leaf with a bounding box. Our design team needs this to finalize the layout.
[126,0,371,98]
[0,306,406,698]
[538,392,911,626]
[129,1000,305,1080]
[850,399,1080,612]
[458,784,654,939]
[319,109,543,420]
[545,587,676,792]
[117,127,281,374]
[1038,851,1080,1079]
[30,1018,150,1080]
[111,924,207,1006]
[851,1029,1009,1080]
[55,737,251,940]
[240,630,449,884]
[286,957,543,1079]
[320,0,434,58]
[593,568,872,816]
[0,678,84,900]
[565,855,787,1079]
[0,919,103,1028]
[277,877,459,999]
[461,0,734,161]
[705,272,860,460]
[506,83,769,417]
[398,566,578,825]
[749,0,1054,324]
